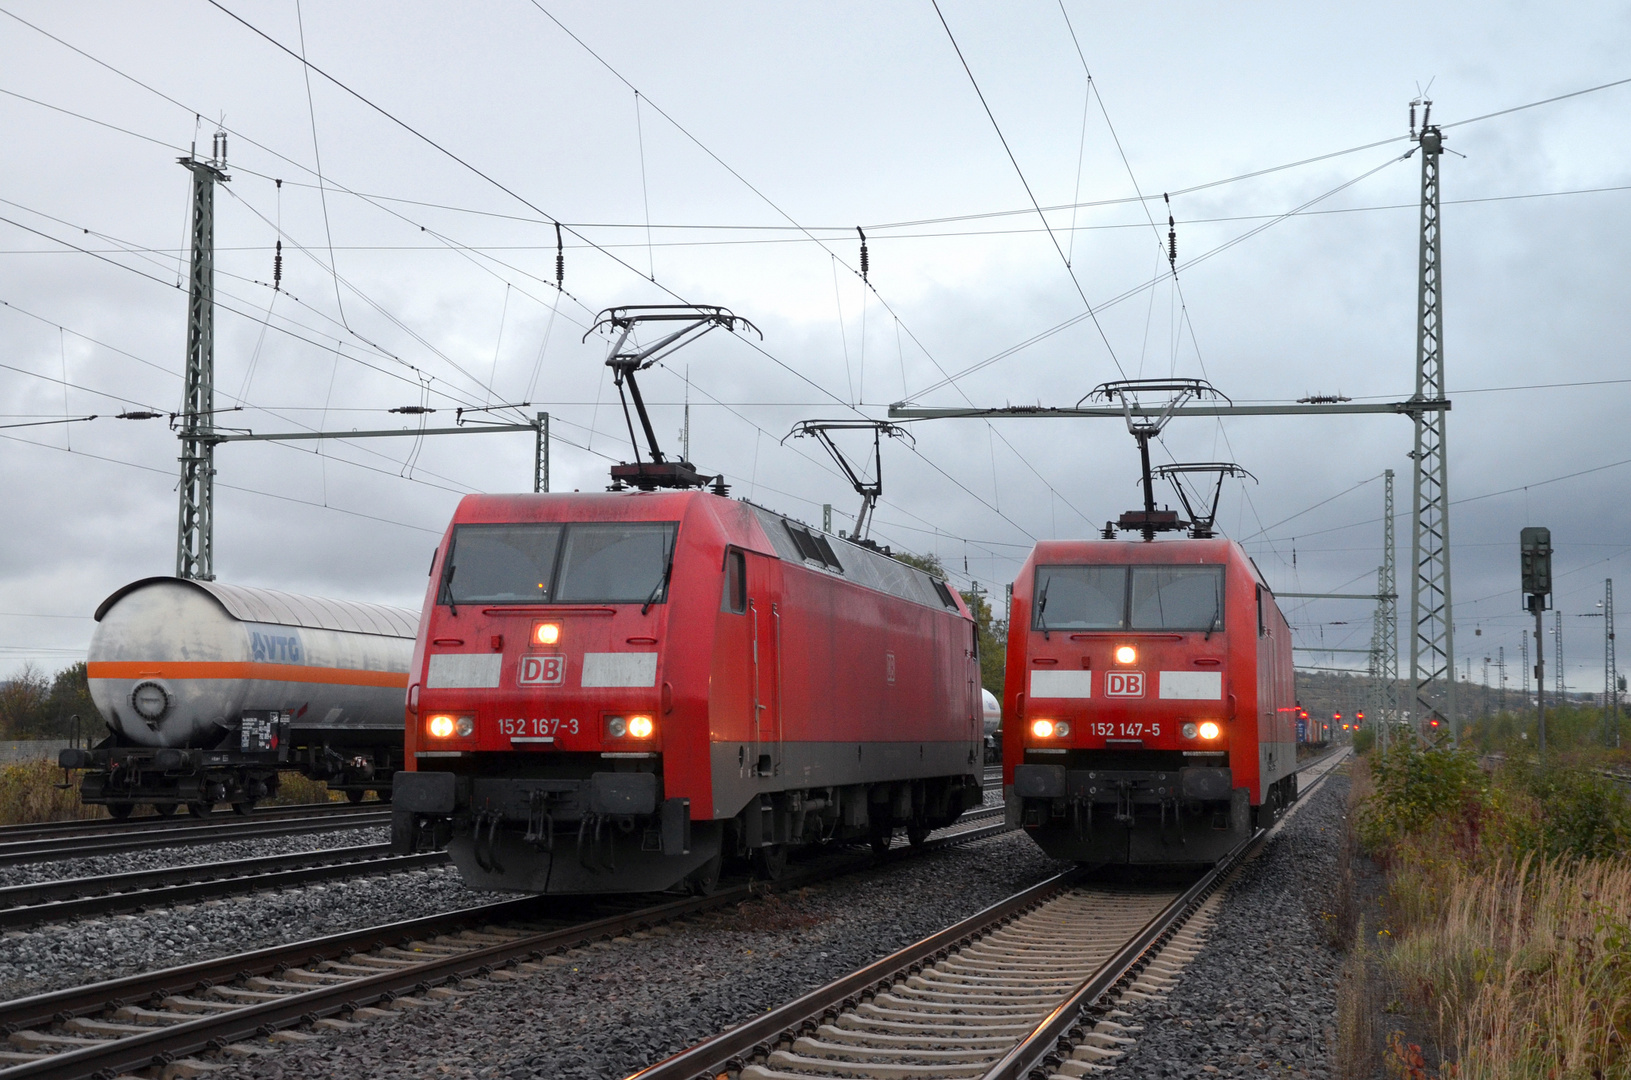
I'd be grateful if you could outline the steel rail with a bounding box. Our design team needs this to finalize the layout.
[0,845,449,930]
[0,810,392,868]
[626,869,1086,1080]
[0,802,380,843]
[0,812,1011,1080]
[981,749,1349,1080]
[628,751,1347,1080]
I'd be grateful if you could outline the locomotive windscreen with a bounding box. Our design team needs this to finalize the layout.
[440,522,676,605]
[1033,564,1223,631]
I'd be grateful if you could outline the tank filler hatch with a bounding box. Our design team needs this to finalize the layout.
[584,305,761,492]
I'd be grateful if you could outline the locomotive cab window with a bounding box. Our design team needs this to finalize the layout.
[439,521,677,606]
[722,549,747,614]
[440,523,563,605]
[1129,566,1224,631]
[1032,566,1127,630]
[1032,564,1224,632]
[555,523,676,604]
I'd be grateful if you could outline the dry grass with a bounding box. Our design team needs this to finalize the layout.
[1385,855,1631,1079]
[0,760,349,825]
[0,759,103,825]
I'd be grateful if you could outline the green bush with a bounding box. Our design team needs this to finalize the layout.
[1492,759,1631,861]
[1352,728,1376,754]
[1357,743,1489,855]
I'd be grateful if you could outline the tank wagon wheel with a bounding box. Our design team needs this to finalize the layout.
[187,802,212,819]
[231,800,257,816]
[107,802,134,821]
[751,844,787,881]
[345,789,367,805]
[151,803,177,817]
[906,823,930,849]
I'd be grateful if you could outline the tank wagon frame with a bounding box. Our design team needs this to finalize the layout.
[393,490,984,894]
[62,578,416,816]
[1002,538,1297,865]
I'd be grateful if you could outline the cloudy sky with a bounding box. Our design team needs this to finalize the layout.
[1,1,1627,705]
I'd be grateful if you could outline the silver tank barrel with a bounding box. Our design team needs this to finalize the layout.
[87,577,417,750]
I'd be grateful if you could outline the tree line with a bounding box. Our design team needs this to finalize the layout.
[0,662,98,740]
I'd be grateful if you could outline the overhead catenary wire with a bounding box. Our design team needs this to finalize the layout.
[930,0,1124,380]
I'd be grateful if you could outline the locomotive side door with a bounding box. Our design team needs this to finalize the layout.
[744,552,783,777]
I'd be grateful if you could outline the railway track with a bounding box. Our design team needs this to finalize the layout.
[630,750,1349,1080]
[0,806,1011,1079]
[0,805,392,868]
[0,845,449,930]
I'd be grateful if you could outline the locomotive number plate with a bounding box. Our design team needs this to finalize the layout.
[1104,671,1145,697]
[1087,721,1162,738]
[497,717,579,737]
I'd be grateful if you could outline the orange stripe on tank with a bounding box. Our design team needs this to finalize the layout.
[86,661,409,689]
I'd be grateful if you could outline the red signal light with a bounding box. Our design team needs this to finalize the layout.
[1429,718,1441,728]
[1356,710,1365,721]
[1334,712,1342,721]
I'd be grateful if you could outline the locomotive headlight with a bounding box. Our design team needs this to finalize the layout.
[627,715,654,739]
[1054,722,1070,737]
[455,715,475,737]
[427,714,455,738]
[1198,720,1222,740]
[606,716,627,738]
[533,622,561,646]
[1182,722,1198,739]
[1114,645,1137,665]
[1030,719,1055,738]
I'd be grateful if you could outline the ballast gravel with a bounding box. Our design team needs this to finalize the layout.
[0,823,392,890]
[210,830,1070,1080]
[1099,767,1350,1079]
[0,841,511,999]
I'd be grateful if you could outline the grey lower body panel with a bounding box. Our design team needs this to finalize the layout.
[709,739,981,819]
[1013,763,1251,866]
[447,821,723,895]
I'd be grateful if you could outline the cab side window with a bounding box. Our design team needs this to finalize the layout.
[1256,584,1266,637]
[722,549,747,613]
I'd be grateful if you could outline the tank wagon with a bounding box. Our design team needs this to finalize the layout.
[1002,538,1297,865]
[61,577,417,816]
[392,490,984,895]
[981,687,1002,764]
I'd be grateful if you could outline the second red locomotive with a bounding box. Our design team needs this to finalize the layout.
[393,490,984,894]
[1002,537,1297,865]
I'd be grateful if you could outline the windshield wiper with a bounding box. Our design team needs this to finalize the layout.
[444,564,458,616]
[641,546,674,616]
[1036,580,1051,640]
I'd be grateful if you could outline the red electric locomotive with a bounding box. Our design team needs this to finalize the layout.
[1002,537,1297,865]
[392,490,984,894]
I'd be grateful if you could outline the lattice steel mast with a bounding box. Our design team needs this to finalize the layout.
[1406,104,1454,744]
[1556,609,1565,699]
[1606,578,1619,746]
[176,134,229,581]
[1378,468,1399,740]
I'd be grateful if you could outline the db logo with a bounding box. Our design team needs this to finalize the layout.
[1105,671,1145,697]
[518,654,565,686]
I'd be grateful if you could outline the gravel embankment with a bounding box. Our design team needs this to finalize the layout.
[0,849,511,999]
[1101,767,1349,1079]
[212,831,1069,1080]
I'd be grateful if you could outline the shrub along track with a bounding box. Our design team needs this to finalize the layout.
[627,750,1348,1080]
[0,807,1007,1080]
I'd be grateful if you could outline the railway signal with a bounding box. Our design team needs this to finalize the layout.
[1521,526,1552,757]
